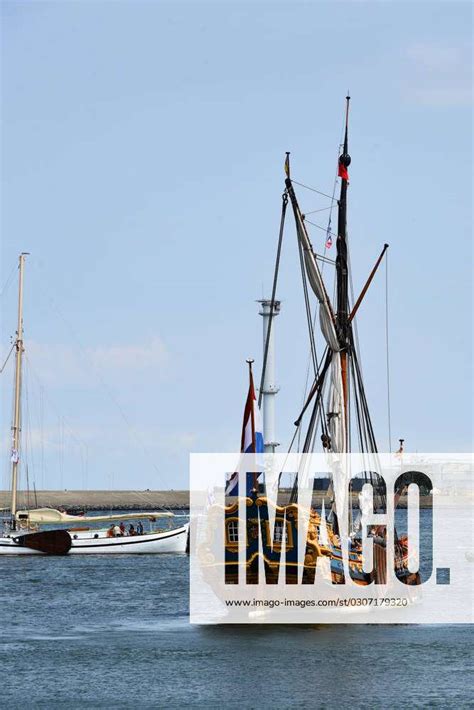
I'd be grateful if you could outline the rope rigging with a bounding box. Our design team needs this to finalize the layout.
[290,179,339,203]
[0,343,15,373]
[271,99,403,556]
[256,100,393,521]
[295,133,341,452]
[284,110,388,477]
[0,262,18,300]
[296,221,319,377]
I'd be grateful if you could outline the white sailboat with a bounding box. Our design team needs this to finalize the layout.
[0,254,188,555]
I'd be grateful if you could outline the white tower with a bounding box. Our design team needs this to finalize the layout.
[258,299,280,453]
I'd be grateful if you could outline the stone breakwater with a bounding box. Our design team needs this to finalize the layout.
[0,490,435,511]
[0,490,190,511]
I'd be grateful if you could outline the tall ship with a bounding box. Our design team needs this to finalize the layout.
[201,97,420,588]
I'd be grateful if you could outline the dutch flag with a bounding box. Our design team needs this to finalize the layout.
[226,361,264,496]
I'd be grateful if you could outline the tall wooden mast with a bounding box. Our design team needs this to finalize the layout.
[10,253,28,521]
[336,96,351,450]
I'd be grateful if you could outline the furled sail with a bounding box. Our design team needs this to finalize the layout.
[327,352,346,454]
[286,178,346,456]
[294,209,340,353]
[294,209,346,453]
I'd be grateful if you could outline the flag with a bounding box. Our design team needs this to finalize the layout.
[226,364,264,496]
[225,473,238,497]
[338,159,349,181]
[240,368,264,455]
[284,152,290,178]
[325,215,333,249]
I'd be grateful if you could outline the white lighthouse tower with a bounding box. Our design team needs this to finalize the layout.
[258,299,280,453]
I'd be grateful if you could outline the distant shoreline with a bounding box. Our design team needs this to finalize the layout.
[0,490,440,510]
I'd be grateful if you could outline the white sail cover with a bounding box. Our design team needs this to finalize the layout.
[297,214,340,352]
[327,352,346,454]
[294,205,346,454]
[16,508,174,524]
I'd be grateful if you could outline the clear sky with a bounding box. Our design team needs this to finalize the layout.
[1,1,472,491]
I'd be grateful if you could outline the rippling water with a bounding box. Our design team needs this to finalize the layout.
[1,512,472,707]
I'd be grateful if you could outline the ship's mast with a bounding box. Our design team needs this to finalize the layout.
[336,96,351,451]
[10,253,28,522]
[258,298,280,453]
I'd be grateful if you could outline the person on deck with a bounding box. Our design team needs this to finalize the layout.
[137,521,144,535]
[119,522,126,536]
[106,524,115,538]
[128,524,135,536]
[113,524,121,537]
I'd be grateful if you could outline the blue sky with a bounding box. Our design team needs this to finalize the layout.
[1,1,472,490]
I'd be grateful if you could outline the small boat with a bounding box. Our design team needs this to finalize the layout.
[0,521,189,555]
[0,254,188,555]
[1,507,189,555]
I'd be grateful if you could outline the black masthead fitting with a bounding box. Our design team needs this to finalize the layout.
[340,153,351,169]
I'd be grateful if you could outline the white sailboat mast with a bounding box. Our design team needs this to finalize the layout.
[10,253,28,518]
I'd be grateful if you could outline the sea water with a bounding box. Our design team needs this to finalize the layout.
[1,510,472,707]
